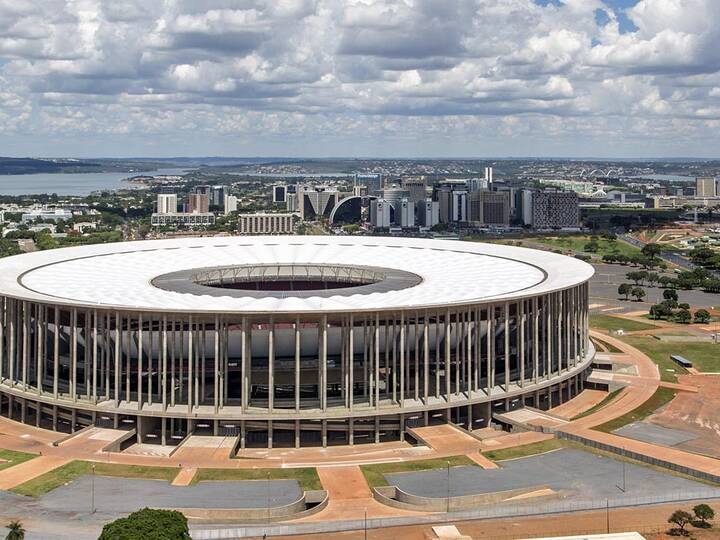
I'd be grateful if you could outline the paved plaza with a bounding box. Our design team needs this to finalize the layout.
[385,448,720,502]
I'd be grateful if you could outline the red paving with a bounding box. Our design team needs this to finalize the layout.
[549,389,608,420]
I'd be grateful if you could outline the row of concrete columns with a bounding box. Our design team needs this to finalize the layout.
[0,283,589,418]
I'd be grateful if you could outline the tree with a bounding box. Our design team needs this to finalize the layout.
[694,309,711,324]
[631,287,646,302]
[668,509,693,534]
[584,240,599,253]
[678,303,690,310]
[642,243,662,258]
[675,309,692,324]
[646,272,660,287]
[693,503,714,526]
[4,521,24,540]
[626,270,648,285]
[98,509,190,540]
[663,289,678,302]
[618,283,632,300]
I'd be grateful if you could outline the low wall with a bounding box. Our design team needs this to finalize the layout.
[373,484,553,512]
[557,431,720,484]
[101,429,137,453]
[177,490,328,524]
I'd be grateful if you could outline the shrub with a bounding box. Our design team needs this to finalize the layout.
[668,509,693,534]
[98,508,190,540]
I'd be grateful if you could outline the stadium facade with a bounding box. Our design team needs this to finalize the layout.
[0,236,594,449]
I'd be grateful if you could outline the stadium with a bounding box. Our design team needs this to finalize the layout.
[0,236,594,449]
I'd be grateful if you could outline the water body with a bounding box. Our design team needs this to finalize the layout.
[0,168,192,196]
[628,174,696,182]
[227,172,354,178]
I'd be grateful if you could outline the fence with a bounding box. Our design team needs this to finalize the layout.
[191,489,720,539]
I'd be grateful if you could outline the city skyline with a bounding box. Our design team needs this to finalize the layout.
[0,0,719,158]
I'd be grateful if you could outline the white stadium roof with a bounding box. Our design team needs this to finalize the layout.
[0,236,594,313]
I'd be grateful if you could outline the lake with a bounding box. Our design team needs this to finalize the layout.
[0,168,192,196]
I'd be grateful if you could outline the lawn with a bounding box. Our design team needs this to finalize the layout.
[618,335,720,381]
[482,439,564,461]
[192,467,322,491]
[360,455,477,488]
[11,461,180,498]
[593,387,677,434]
[571,389,623,420]
[0,449,38,472]
[589,314,659,333]
[533,235,641,258]
[590,336,623,353]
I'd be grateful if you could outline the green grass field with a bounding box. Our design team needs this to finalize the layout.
[589,314,659,333]
[593,387,677,434]
[11,461,180,498]
[482,439,564,461]
[533,235,641,258]
[0,449,37,472]
[618,335,719,381]
[192,467,321,491]
[360,455,476,488]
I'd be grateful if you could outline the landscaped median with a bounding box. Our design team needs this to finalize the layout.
[11,461,179,497]
[190,467,321,491]
[482,439,564,461]
[589,314,660,333]
[0,449,38,472]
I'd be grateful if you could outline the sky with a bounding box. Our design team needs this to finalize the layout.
[0,0,719,159]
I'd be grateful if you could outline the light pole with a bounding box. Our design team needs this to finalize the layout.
[446,461,451,513]
[91,464,96,514]
[364,507,368,540]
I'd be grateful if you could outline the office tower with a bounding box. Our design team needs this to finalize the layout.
[298,185,340,220]
[211,185,228,207]
[286,193,298,212]
[188,193,210,213]
[224,194,238,214]
[469,190,510,226]
[696,177,717,197]
[398,198,415,227]
[238,213,295,234]
[416,199,439,228]
[370,199,391,228]
[484,167,493,184]
[273,184,287,203]
[156,193,177,214]
[402,176,428,203]
[527,190,580,229]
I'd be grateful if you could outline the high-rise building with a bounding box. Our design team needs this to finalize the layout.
[525,190,580,229]
[211,185,228,207]
[273,184,287,203]
[194,184,211,195]
[224,194,238,214]
[398,198,415,227]
[298,185,340,220]
[696,177,717,197]
[354,173,383,194]
[484,167,493,184]
[416,199,439,228]
[402,177,427,203]
[370,199,391,229]
[188,193,210,214]
[156,193,177,215]
[469,190,510,226]
[286,193,298,212]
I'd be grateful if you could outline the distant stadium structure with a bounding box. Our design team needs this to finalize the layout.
[0,236,594,449]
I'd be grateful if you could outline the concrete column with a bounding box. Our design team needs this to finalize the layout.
[321,315,327,412]
[399,312,405,406]
[268,318,274,413]
[444,310,451,401]
[114,312,120,406]
[349,315,354,411]
[242,317,248,411]
[504,302,510,392]
[187,315,193,413]
[294,318,300,412]
[294,420,300,449]
[423,313,429,404]
[162,315,168,412]
[71,309,77,402]
[92,310,98,403]
[374,314,380,410]
[214,315,219,414]
[138,313,144,410]
[486,305,493,394]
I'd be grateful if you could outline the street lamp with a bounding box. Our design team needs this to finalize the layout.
[91,464,96,514]
[446,461,451,513]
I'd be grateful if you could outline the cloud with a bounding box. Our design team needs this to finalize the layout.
[0,0,719,156]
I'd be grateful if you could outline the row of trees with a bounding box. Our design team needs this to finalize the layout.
[647,289,711,323]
